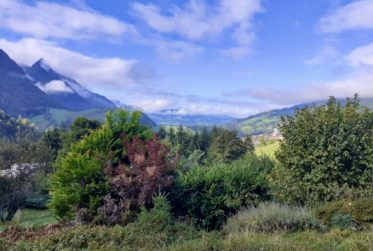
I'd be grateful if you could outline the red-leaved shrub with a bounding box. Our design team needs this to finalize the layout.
[97,134,176,225]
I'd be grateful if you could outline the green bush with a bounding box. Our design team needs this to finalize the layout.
[224,202,324,234]
[274,96,373,204]
[135,194,173,232]
[171,154,273,230]
[315,198,373,226]
[49,109,152,220]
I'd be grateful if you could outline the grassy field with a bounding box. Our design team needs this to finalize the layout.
[0,209,57,232]
[255,141,280,158]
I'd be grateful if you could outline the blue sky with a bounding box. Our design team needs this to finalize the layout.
[0,0,373,117]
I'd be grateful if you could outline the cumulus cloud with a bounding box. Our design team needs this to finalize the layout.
[345,42,373,67]
[134,99,172,112]
[132,0,263,58]
[0,0,136,40]
[236,42,373,105]
[169,103,263,117]
[0,38,143,90]
[241,70,373,106]
[36,80,74,94]
[123,87,275,117]
[319,0,373,33]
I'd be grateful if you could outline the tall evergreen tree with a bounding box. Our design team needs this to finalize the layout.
[168,127,176,146]
[207,128,247,163]
[157,126,167,140]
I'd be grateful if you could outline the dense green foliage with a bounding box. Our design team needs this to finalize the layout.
[274,96,373,204]
[50,109,153,220]
[159,126,254,167]
[207,128,250,163]
[171,154,273,229]
[224,202,324,233]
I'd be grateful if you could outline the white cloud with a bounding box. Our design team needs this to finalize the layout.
[244,41,373,104]
[319,0,373,33]
[134,99,172,112]
[241,42,373,104]
[132,0,263,56]
[0,0,136,40]
[221,46,252,60]
[172,103,261,117]
[155,40,204,61]
[244,71,373,105]
[36,80,74,94]
[305,45,338,65]
[0,38,141,91]
[345,42,373,67]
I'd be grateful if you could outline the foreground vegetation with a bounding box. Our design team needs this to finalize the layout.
[1,202,372,251]
[0,95,372,250]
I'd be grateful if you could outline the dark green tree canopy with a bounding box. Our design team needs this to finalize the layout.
[207,128,248,163]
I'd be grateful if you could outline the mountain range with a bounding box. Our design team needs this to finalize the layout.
[0,49,154,129]
[0,49,62,116]
[0,49,115,117]
[24,59,116,111]
[1,48,372,133]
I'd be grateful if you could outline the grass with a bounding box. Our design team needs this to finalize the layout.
[239,116,280,135]
[215,229,373,251]
[5,226,372,251]
[255,141,280,157]
[0,209,57,232]
[1,205,372,250]
[224,203,323,234]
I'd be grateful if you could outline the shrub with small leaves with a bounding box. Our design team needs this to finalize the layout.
[172,154,273,230]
